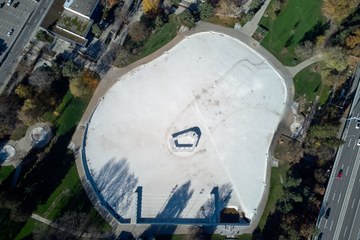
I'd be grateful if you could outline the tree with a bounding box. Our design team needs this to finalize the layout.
[154,15,164,29]
[322,0,358,21]
[178,10,196,28]
[15,84,33,99]
[345,28,360,49]
[92,24,102,37]
[62,61,80,78]
[199,2,214,20]
[69,70,99,98]
[323,47,348,72]
[35,30,53,43]
[142,0,160,14]
[28,65,61,90]
[128,21,151,43]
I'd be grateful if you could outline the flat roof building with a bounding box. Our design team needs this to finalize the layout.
[63,0,99,19]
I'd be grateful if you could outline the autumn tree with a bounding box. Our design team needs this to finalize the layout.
[69,70,99,98]
[142,0,160,14]
[323,47,348,72]
[322,0,359,21]
[128,21,151,43]
[15,84,33,99]
[345,28,360,49]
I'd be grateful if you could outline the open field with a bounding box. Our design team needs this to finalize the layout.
[259,0,324,66]
[294,64,322,102]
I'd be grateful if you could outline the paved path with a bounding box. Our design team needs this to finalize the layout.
[72,21,294,237]
[241,0,271,36]
[286,54,323,77]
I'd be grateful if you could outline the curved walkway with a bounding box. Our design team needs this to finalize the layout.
[286,54,324,77]
[72,21,295,237]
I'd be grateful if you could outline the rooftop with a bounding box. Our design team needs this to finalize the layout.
[84,32,287,224]
[63,0,98,18]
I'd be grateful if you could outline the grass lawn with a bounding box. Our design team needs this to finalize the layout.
[35,164,80,219]
[0,166,14,183]
[55,91,89,136]
[138,15,179,58]
[121,15,180,66]
[257,161,289,230]
[15,219,38,240]
[260,0,324,66]
[15,90,110,238]
[294,64,322,102]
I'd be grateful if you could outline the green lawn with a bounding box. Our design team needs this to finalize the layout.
[0,166,13,183]
[121,15,180,66]
[294,64,322,102]
[55,91,89,136]
[35,164,80,219]
[260,0,324,66]
[15,90,110,238]
[139,15,179,58]
[257,161,289,230]
[15,219,38,240]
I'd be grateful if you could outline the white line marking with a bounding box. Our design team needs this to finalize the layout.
[330,220,334,231]
[333,192,336,200]
[348,138,353,147]
[344,226,348,237]
[338,192,342,203]
[325,219,328,228]
[352,198,356,208]
[341,164,344,169]
[346,166,350,176]
[354,142,357,150]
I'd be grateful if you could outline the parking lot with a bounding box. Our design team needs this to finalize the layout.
[0,0,36,58]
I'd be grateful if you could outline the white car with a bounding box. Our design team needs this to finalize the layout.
[357,138,360,146]
[356,120,360,129]
[7,29,14,36]
[6,0,13,6]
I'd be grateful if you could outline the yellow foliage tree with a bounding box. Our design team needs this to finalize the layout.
[345,28,360,49]
[322,0,358,21]
[142,0,160,14]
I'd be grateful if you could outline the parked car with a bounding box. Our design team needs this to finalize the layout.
[356,120,360,129]
[357,138,360,146]
[317,232,323,240]
[337,169,343,179]
[6,0,13,6]
[7,28,14,36]
[325,208,331,219]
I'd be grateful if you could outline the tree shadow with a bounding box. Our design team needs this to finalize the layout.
[139,180,194,238]
[93,158,138,216]
[299,21,330,44]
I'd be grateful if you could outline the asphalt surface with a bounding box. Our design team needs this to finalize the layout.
[317,65,360,240]
[0,0,54,93]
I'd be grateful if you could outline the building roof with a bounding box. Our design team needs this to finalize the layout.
[64,0,98,18]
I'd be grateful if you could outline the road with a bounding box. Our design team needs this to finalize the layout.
[317,65,360,240]
[0,0,54,93]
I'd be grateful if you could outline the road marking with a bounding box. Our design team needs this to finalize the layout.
[348,139,352,147]
[352,198,356,208]
[332,192,336,200]
[330,220,334,231]
[338,192,342,203]
[346,166,350,176]
[354,142,357,150]
[349,199,360,239]
[324,219,328,228]
[344,226,348,237]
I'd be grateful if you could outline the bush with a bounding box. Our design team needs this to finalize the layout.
[35,30,54,43]
[178,10,196,28]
